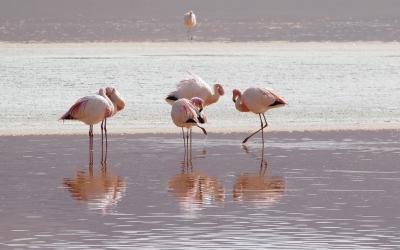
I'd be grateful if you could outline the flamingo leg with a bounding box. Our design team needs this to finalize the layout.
[182,128,187,166]
[89,125,94,151]
[186,129,190,167]
[88,125,93,164]
[101,120,104,161]
[104,118,108,149]
[242,113,268,144]
[189,128,193,168]
[260,114,264,146]
[262,113,268,127]
[101,120,104,145]
[104,119,108,163]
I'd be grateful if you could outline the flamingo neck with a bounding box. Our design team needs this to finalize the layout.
[100,92,116,117]
[235,96,250,112]
[206,85,222,106]
[207,92,220,106]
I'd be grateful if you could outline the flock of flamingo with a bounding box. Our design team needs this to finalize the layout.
[60,71,287,152]
[60,10,288,157]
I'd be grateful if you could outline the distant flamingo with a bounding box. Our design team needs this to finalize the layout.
[171,97,207,163]
[232,87,288,144]
[184,10,197,40]
[166,72,224,109]
[60,88,114,151]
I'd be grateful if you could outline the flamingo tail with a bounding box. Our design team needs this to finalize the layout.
[60,113,74,120]
[60,99,87,120]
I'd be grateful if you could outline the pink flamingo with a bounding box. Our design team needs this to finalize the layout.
[232,87,288,144]
[60,88,115,151]
[183,10,197,40]
[171,97,207,164]
[166,72,224,110]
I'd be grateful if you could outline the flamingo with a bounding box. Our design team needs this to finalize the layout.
[232,87,288,144]
[171,97,207,163]
[166,72,224,109]
[60,88,114,151]
[184,10,197,40]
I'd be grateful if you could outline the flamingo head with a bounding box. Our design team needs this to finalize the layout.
[232,89,241,103]
[190,97,205,111]
[98,88,106,96]
[214,83,225,96]
[106,87,125,111]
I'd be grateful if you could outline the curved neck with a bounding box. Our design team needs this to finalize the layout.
[205,85,221,106]
[207,92,220,106]
[235,95,250,112]
[100,91,116,115]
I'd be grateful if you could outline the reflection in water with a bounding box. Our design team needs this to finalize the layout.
[233,145,286,206]
[63,150,125,215]
[169,148,224,215]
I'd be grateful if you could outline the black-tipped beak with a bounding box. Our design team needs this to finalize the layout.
[200,127,207,135]
[232,97,236,103]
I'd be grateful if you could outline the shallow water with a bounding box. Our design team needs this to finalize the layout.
[1,131,399,249]
[1,42,400,135]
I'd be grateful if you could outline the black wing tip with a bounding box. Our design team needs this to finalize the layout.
[60,114,74,120]
[166,95,178,101]
[197,116,205,124]
[186,118,197,124]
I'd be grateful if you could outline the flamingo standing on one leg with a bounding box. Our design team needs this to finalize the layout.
[171,97,207,165]
[60,88,114,152]
[232,87,288,144]
[166,71,224,109]
[184,10,197,40]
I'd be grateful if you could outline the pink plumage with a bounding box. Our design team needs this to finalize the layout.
[60,89,113,125]
[166,72,224,107]
[233,87,287,143]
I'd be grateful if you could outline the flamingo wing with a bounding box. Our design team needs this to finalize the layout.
[173,72,212,100]
[259,88,288,107]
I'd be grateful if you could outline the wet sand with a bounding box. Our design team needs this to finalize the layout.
[0,130,399,249]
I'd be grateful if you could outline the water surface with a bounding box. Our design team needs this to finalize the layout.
[0,130,399,249]
[1,42,400,134]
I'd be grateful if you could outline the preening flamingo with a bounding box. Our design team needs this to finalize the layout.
[232,87,287,144]
[166,72,224,109]
[183,10,197,40]
[60,87,125,152]
[171,97,207,163]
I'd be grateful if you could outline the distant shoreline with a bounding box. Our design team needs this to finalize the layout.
[1,40,400,45]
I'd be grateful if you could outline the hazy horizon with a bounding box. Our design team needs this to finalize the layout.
[1,0,400,42]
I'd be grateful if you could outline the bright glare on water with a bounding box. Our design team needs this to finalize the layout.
[1,42,400,135]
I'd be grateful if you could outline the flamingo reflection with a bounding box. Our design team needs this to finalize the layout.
[233,144,286,206]
[169,149,224,214]
[63,150,125,215]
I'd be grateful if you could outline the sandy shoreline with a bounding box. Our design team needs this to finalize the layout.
[0,126,399,137]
